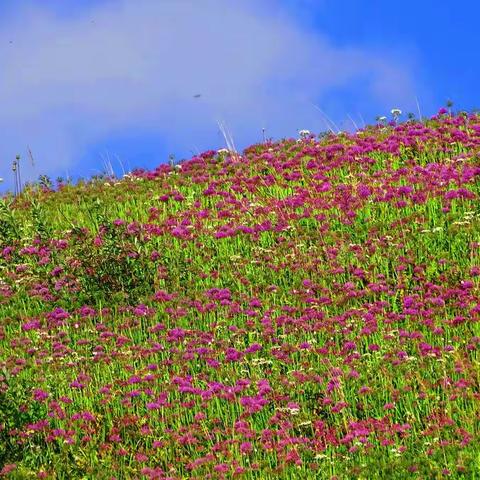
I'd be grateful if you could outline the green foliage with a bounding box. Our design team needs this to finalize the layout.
[0,371,47,470]
[30,199,52,241]
[0,199,20,246]
[67,205,158,304]
[37,175,52,190]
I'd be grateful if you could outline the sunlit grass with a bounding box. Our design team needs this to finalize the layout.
[1,111,480,478]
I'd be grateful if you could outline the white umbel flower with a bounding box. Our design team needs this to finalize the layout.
[298,129,311,138]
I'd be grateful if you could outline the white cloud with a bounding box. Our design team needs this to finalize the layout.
[0,0,420,187]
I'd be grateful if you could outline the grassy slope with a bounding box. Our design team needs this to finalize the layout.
[0,113,480,479]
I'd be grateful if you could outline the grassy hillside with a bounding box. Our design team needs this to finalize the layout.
[1,111,480,479]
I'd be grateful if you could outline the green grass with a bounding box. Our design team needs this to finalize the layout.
[1,113,480,478]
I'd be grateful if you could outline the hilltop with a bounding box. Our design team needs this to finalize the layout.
[1,111,480,479]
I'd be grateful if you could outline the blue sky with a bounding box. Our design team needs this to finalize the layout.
[0,0,478,192]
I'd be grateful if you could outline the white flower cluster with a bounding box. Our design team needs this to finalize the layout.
[217,148,230,155]
[298,129,311,138]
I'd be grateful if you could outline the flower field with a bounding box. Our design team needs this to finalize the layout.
[1,111,480,479]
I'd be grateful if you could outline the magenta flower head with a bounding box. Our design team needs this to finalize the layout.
[240,441,253,454]
[32,389,49,402]
[358,386,371,395]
